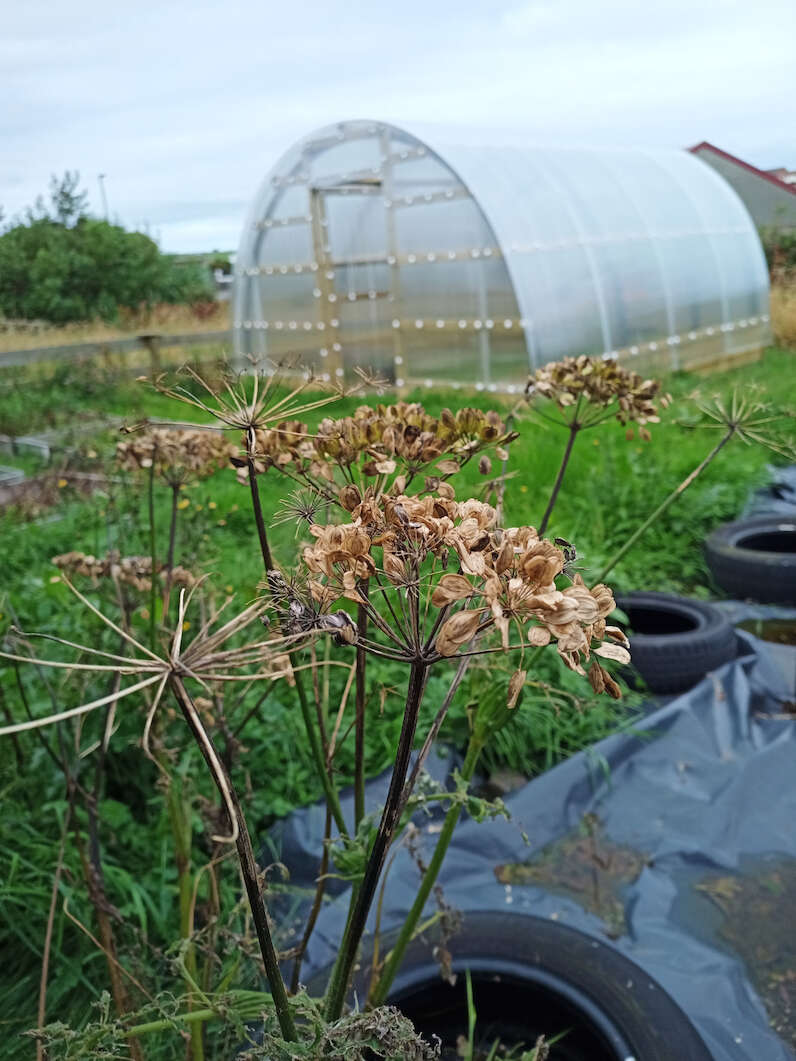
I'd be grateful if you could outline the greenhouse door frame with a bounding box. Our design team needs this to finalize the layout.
[308,161,403,382]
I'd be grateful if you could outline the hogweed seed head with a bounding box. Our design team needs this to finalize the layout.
[526,355,669,433]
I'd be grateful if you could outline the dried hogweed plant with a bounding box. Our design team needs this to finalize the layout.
[150,360,372,570]
[251,400,518,844]
[0,359,637,1057]
[525,355,670,533]
[115,425,237,640]
[244,401,517,509]
[595,384,796,582]
[275,489,629,1019]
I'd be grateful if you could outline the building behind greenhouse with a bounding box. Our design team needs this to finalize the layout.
[233,121,770,390]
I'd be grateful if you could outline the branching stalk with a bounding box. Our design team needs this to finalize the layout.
[324,659,428,1021]
[369,733,484,1007]
[162,482,180,616]
[147,461,157,651]
[354,596,369,830]
[290,806,332,993]
[246,455,274,571]
[169,676,297,1043]
[539,420,580,535]
[595,427,735,582]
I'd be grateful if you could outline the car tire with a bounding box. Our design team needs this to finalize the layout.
[364,911,713,1060]
[705,515,796,605]
[616,592,737,695]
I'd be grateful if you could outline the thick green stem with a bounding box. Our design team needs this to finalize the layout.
[369,734,484,1007]
[539,421,580,536]
[170,678,297,1043]
[325,660,428,1021]
[125,992,270,1037]
[296,674,348,837]
[147,461,157,652]
[595,428,734,583]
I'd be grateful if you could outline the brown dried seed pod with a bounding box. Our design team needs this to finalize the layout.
[430,573,474,608]
[435,609,482,656]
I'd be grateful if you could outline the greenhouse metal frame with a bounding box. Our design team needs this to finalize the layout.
[234,121,771,390]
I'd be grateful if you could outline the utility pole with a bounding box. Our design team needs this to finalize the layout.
[98,173,109,220]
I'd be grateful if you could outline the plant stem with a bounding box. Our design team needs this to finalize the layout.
[595,427,735,583]
[147,461,157,652]
[354,598,368,830]
[162,482,180,617]
[125,992,270,1037]
[369,734,484,1007]
[169,677,297,1043]
[247,456,274,571]
[539,421,580,536]
[296,672,348,837]
[245,444,346,836]
[37,805,72,1061]
[290,806,332,993]
[324,659,428,1021]
[167,775,204,1061]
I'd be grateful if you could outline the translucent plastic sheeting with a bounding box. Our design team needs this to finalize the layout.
[234,121,771,388]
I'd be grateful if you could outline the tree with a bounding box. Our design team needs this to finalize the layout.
[48,171,89,227]
[0,174,212,323]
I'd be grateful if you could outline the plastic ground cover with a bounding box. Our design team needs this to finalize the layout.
[265,622,795,1060]
[263,470,796,1059]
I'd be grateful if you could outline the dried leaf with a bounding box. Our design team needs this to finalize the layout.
[507,669,526,709]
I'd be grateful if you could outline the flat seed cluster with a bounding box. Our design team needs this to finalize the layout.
[527,355,669,436]
[243,402,517,492]
[301,493,628,694]
[52,551,196,592]
[116,427,237,482]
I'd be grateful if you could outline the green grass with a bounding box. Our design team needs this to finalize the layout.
[0,346,793,1057]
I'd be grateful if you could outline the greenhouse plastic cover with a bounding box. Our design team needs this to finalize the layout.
[234,120,771,382]
[264,477,796,1060]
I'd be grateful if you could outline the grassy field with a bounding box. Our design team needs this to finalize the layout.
[0,343,793,1056]
[0,302,230,352]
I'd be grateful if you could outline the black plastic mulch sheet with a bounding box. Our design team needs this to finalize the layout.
[744,464,796,518]
[266,624,796,1061]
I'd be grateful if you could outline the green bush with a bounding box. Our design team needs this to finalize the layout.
[0,173,212,323]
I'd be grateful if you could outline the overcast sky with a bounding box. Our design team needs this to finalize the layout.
[3,0,794,253]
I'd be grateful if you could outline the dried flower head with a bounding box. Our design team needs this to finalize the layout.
[526,355,670,436]
[242,401,518,507]
[294,492,628,686]
[687,386,796,459]
[52,551,196,592]
[116,427,236,484]
[147,360,368,447]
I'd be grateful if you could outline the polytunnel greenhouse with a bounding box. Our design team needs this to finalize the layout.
[233,121,771,390]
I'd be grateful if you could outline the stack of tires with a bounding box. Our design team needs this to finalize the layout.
[618,513,795,696]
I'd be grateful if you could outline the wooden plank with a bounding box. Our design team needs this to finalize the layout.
[0,331,229,369]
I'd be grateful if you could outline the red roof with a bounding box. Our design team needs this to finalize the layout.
[689,141,796,198]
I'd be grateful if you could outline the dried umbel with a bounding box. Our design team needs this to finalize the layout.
[527,355,670,437]
[243,402,518,501]
[116,427,236,484]
[297,492,628,687]
[53,550,196,592]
